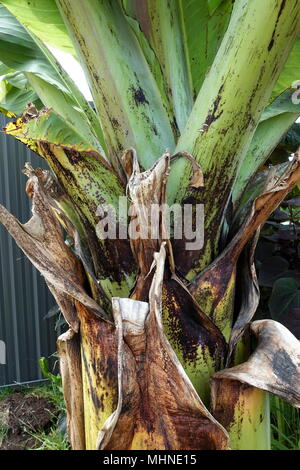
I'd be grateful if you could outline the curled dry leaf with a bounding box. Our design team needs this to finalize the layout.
[57,329,85,450]
[231,162,288,232]
[213,319,300,407]
[171,151,204,188]
[190,153,300,339]
[126,149,170,272]
[124,149,170,299]
[0,166,110,329]
[97,244,229,450]
[123,149,226,402]
[33,166,112,312]
[123,147,203,286]
[226,232,261,365]
[4,109,136,299]
[211,319,300,448]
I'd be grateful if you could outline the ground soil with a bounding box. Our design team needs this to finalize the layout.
[0,392,57,450]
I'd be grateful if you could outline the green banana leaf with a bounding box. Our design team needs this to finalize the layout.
[0,5,105,154]
[1,0,76,56]
[232,90,300,207]
[179,0,233,96]
[168,0,300,277]
[280,122,300,153]
[272,36,300,99]
[0,72,42,116]
[123,0,193,133]
[57,0,176,172]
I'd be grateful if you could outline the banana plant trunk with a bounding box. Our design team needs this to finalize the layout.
[0,0,300,451]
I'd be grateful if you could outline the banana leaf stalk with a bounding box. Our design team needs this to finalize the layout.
[0,0,300,450]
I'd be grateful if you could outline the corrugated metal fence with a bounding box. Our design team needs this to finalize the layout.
[0,115,57,386]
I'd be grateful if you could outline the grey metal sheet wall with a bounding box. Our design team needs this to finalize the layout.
[0,115,57,386]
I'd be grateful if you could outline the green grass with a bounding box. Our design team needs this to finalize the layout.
[0,386,13,445]
[31,429,69,450]
[0,367,69,450]
[27,425,69,450]
[0,387,14,401]
[271,395,300,450]
[0,423,9,443]
[25,377,69,450]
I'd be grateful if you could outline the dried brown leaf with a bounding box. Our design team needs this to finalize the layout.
[97,244,229,450]
[213,319,300,407]
[0,167,110,328]
[125,150,170,299]
[190,153,300,336]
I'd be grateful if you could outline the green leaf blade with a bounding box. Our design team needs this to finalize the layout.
[1,0,76,56]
